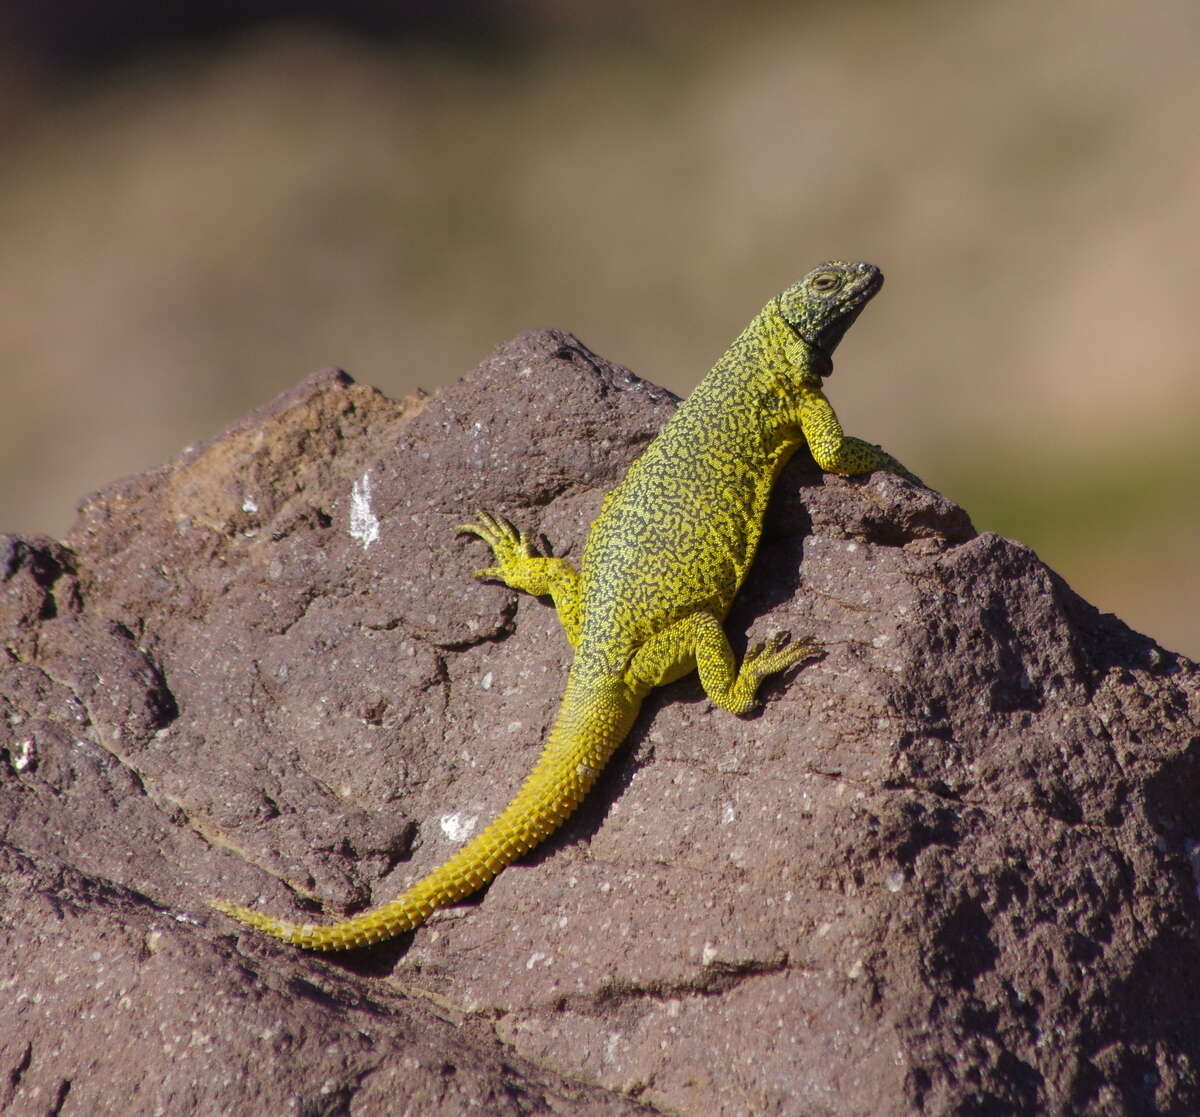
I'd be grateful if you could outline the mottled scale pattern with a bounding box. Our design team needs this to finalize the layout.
[209,261,922,950]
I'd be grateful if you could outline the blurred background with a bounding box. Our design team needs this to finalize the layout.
[1,0,1197,657]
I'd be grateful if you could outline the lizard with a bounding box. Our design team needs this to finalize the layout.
[209,259,921,950]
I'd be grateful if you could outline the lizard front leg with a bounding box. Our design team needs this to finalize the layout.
[796,383,924,485]
[458,511,583,645]
[629,611,820,715]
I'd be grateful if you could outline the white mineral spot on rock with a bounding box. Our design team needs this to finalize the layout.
[701,942,718,966]
[721,803,736,824]
[349,471,380,549]
[241,495,258,514]
[884,869,906,893]
[440,812,478,842]
[9,738,33,771]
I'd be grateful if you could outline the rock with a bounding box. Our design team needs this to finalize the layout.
[2,330,1198,1115]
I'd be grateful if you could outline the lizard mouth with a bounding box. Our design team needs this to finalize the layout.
[805,269,883,364]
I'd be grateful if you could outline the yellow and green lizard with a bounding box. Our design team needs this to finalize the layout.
[209,260,921,950]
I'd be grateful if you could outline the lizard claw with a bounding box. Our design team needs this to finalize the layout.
[458,512,516,553]
[457,509,514,544]
[458,510,547,583]
[744,632,822,680]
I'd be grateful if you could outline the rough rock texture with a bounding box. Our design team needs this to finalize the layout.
[3,330,1199,1116]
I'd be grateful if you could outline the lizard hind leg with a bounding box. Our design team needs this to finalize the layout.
[629,612,820,715]
[693,616,820,715]
[458,511,583,645]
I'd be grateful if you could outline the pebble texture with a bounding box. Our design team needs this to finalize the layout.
[2,331,1199,1114]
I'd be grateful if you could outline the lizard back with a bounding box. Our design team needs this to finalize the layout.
[575,313,801,669]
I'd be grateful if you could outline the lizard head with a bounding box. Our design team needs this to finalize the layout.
[774,261,883,376]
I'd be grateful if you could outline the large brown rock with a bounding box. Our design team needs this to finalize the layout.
[3,330,1198,1115]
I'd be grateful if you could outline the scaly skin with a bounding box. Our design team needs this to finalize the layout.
[209,260,920,950]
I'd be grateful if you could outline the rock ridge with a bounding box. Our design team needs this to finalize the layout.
[2,328,1198,1115]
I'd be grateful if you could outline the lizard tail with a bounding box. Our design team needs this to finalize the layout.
[208,674,640,951]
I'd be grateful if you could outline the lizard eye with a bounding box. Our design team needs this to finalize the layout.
[809,272,843,293]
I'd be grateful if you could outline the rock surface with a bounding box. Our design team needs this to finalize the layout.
[3,330,1199,1115]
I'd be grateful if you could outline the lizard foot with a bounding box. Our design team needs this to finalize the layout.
[742,632,822,686]
[457,510,544,582]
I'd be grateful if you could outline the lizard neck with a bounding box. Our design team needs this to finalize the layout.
[675,305,826,464]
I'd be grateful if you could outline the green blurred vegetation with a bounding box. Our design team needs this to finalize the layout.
[955,443,1198,558]
[948,422,1199,656]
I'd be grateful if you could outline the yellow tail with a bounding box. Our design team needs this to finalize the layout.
[209,673,639,951]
